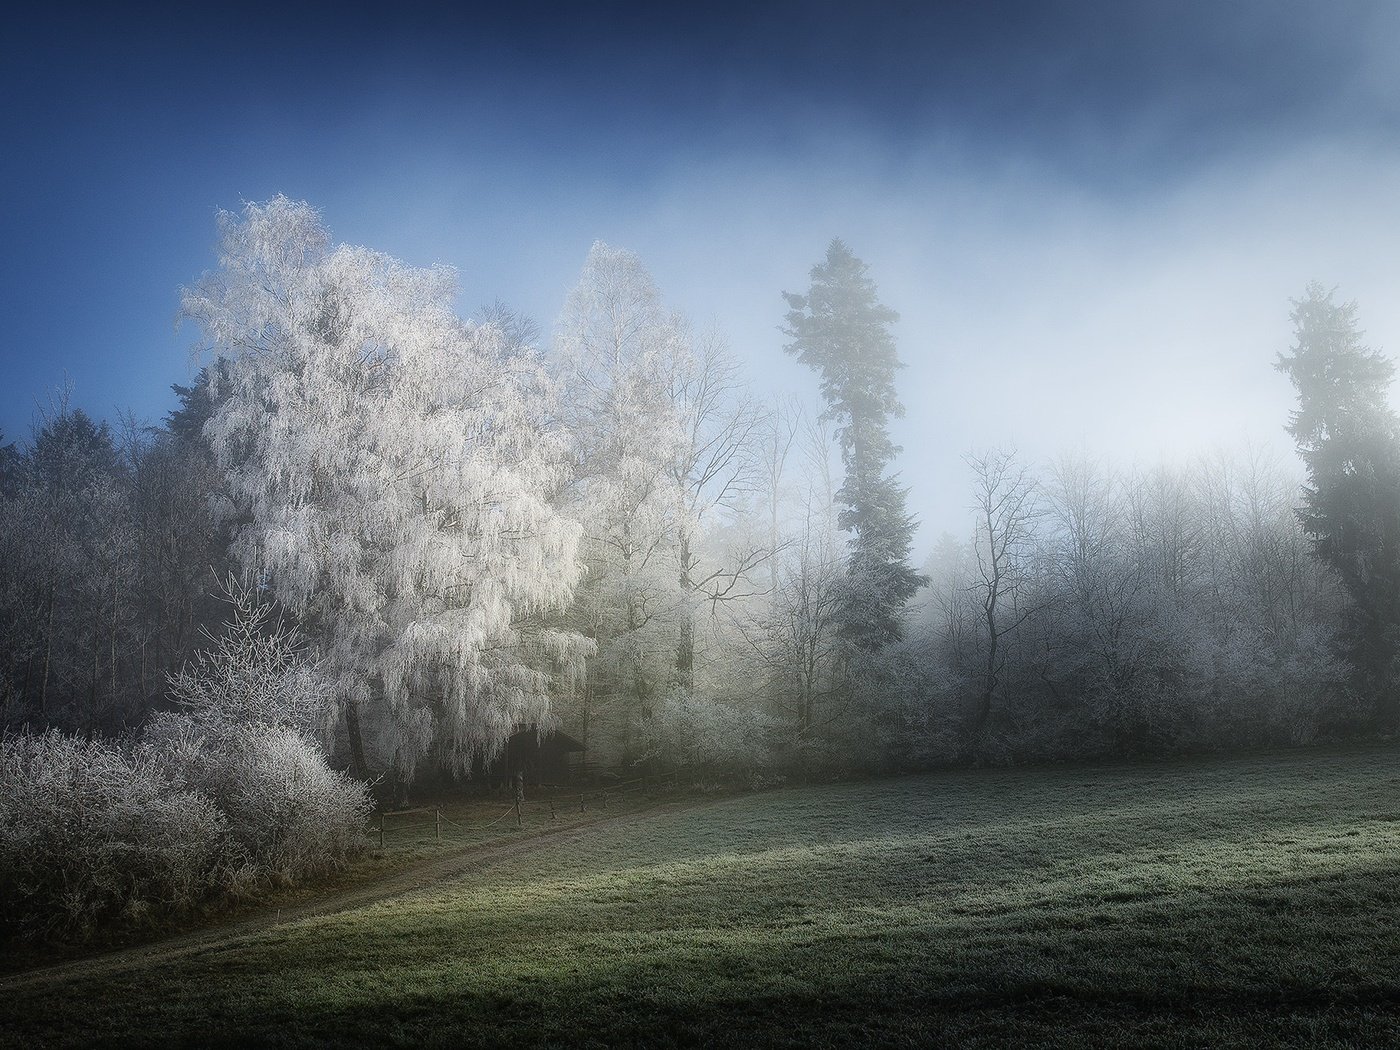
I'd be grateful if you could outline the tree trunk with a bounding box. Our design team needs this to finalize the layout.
[971,585,999,755]
[40,582,55,716]
[89,598,102,725]
[676,531,695,690]
[581,676,592,755]
[978,622,997,738]
[109,576,119,720]
[344,698,369,779]
[675,613,695,691]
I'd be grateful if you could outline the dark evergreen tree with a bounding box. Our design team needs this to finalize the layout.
[0,430,20,498]
[165,361,230,444]
[1276,282,1400,726]
[783,239,926,650]
[166,376,215,442]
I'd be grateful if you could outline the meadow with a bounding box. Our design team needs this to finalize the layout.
[5,745,1400,1047]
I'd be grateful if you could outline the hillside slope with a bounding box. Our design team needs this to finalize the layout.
[5,746,1400,1047]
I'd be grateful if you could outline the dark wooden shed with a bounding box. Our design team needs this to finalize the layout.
[493,728,586,786]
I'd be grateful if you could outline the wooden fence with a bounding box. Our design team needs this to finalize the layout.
[372,770,680,848]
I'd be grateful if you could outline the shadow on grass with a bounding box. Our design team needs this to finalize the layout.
[9,848,1400,1048]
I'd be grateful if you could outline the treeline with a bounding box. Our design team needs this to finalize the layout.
[2,199,1398,804]
[900,450,1345,766]
[0,394,226,735]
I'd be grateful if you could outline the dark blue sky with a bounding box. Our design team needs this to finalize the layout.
[3,1,1399,536]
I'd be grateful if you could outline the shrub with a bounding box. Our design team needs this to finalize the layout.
[147,714,370,889]
[643,688,775,774]
[152,577,370,888]
[2,583,371,942]
[0,729,227,941]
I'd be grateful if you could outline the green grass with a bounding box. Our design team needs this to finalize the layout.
[352,783,678,869]
[6,746,1400,1047]
[0,782,679,977]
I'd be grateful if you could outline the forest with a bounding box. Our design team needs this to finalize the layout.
[2,196,1399,941]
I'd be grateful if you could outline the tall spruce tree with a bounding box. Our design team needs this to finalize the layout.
[783,239,925,650]
[1276,282,1400,725]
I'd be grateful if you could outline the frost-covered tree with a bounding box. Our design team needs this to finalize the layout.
[783,239,925,651]
[150,573,368,880]
[553,243,693,761]
[1038,455,1152,738]
[555,246,770,771]
[165,574,331,735]
[181,197,588,783]
[740,411,845,750]
[755,401,802,594]
[759,491,846,741]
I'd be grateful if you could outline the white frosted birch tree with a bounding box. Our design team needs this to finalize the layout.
[181,197,589,784]
[552,242,692,760]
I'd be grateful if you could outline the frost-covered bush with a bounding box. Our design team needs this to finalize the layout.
[0,581,370,942]
[0,730,226,941]
[642,688,775,773]
[147,714,369,888]
[151,576,369,889]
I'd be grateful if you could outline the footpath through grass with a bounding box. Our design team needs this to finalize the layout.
[5,745,1400,1047]
[0,779,680,979]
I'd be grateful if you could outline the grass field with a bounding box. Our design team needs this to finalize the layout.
[5,745,1400,1047]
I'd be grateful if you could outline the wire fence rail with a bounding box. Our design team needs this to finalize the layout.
[371,770,681,849]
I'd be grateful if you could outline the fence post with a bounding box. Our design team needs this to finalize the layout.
[378,812,384,850]
[515,798,522,829]
[435,807,441,841]
[580,792,586,813]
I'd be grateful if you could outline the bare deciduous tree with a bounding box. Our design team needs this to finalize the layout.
[966,448,1044,751]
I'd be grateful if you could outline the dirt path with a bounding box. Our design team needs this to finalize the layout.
[0,794,712,994]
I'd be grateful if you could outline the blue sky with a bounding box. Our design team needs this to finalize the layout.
[4,1,1400,542]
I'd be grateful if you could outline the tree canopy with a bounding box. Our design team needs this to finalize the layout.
[182,197,590,780]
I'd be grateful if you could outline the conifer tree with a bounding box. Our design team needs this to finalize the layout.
[1277,282,1400,725]
[783,240,925,650]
